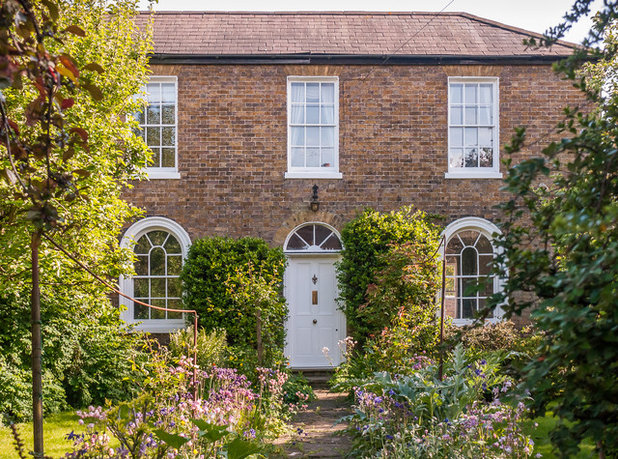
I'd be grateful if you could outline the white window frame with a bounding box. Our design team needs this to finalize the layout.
[139,76,180,180]
[440,217,505,326]
[283,222,343,254]
[285,76,342,179]
[119,217,191,333]
[446,77,502,179]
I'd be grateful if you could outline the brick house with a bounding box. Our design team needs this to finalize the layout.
[119,11,581,369]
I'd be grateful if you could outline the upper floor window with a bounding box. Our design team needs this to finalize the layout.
[136,76,180,179]
[286,76,342,179]
[442,217,503,325]
[120,217,191,333]
[446,77,502,179]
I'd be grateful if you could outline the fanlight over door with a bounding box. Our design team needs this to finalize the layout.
[284,223,342,253]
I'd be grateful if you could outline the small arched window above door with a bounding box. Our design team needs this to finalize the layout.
[284,223,342,253]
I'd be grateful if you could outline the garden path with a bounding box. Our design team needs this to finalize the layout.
[274,389,353,458]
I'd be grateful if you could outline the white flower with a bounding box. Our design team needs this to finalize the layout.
[322,347,329,356]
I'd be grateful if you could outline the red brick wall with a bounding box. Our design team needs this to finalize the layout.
[123,63,584,243]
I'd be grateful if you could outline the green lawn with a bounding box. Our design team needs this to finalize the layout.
[0,412,81,459]
[521,413,596,458]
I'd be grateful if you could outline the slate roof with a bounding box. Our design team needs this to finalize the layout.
[138,11,575,58]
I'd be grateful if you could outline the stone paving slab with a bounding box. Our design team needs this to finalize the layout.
[273,389,353,458]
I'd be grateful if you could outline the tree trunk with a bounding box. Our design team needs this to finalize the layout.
[31,231,44,457]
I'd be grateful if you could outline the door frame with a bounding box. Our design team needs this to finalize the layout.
[284,252,346,369]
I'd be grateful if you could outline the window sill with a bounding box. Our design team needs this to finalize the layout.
[451,318,502,327]
[125,320,186,333]
[145,169,181,180]
[285,171,343,179]
[445,171,503,179]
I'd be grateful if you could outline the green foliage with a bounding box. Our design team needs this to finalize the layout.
[0,0,153,421]
[337,206,440,341]
[168,326,227,369]
[488,6,618,455]
[282,373,315,406]
[181,236,287,361]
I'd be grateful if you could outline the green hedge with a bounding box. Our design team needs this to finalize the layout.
[181,237,287,359]
[337,206,440,341]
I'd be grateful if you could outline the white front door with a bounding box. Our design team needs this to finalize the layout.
[285,256,346,369]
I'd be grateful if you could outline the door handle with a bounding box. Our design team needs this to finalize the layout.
[313,319,317,325]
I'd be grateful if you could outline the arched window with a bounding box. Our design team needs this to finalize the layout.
[442,217,502,324]
[120,217,191,332]
[284,222,342,253]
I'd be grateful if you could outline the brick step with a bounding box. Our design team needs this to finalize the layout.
[292,369,334,389]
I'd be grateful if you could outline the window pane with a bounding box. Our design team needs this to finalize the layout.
[148,231,168,246]
[297,225,314,246]
[479,255,493,275]
[306,83,319,102]
[479,106,493,125]
[287,233,307,250]
[151,278,166,298]
[464,128,478,147]
[449,149,463,168]
[291,105,304,124]
[147,105,161,124]
[450,84,463,104]
[321,127,334,146]
[465,148,478,167]
[314,225,331,246]
[464,84,477,104]
[135,255,148,275]
[450,128,463,146]
[479,84,493,104]
[164,235,181,254]
[162,148,175,167]
[146,83,161,103]
[321,148,334,167]
[476,235,493,254]
[450,107,463,125]
[465,106,477,124]
[167,255,182,275]
[167,299,183,319]
[291,127,304,146]
[462,277,478,297]
[459,230,479,246]
[167,278,182,297]
[136,108,145,125]
[162,127,175,146]
[306,127,319,146]
[162,105,175,124]
[151,299,166,319]
[461,298,476,319]
[321,106,334,124]
[134,235,151,254]
[480,148,493,168]
[146,127,161,146]
[291,148,304,167]
[321,83,334,103]
[306,105,319,124]
[134,278,148,297]
[306,148,320,167]
[134,302,149,319]
[462,247,478,275]
[150,247,165,275]
[321,234,342,250]
[149,148,161,167]
[161,83,175,103]
[291,83,304,103]
[478,127,493,146]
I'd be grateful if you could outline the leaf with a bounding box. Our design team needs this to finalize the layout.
[62,147,75,162]
[63,25,86,37]
[56,64,78,85]
[6,119,19,135]
[61,98,74,110]
[59,54,80,80]
[83,63,105,74]
[190,419,228,442]
[73,169,91,178]
[225,438,263,459]
[0,168,17,185]
[70,127,89,143]
[41,0,59,21]
[83,83,104,101]
[153,430,190,449]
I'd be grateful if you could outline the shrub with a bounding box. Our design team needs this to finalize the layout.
[181,237,287,357]
[168,326,227,369]
[337,206,440,341]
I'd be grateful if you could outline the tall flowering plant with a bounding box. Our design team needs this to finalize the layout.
[64,349,297,458]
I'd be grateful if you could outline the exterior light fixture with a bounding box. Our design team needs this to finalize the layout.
[310,184,319,212]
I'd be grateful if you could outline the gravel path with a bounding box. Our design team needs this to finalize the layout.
[273,389,353,458]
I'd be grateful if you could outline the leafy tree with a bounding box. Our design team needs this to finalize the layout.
[0,0,152,453]
[488,2,618,456]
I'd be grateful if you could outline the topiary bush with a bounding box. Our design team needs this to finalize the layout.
[337,206,441,342]
[181,236,287,365]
